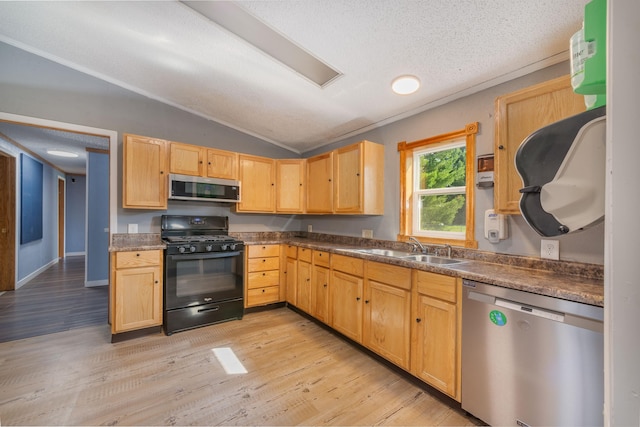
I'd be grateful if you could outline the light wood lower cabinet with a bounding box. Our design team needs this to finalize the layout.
[245,244,281,308]
[296,248,312,313]
[364,261,412,370]
[330,254,364,343]
[411,270,461,401]
[110,250,163,334]
[282,244,298,305]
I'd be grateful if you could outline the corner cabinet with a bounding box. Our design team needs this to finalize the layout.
[276,159,305,213]
[334,141,384,214]
[306,152,334,214]
[110,250,163,334]
[494,75,586,214]
[411,270,462,401]
[122,134,168,209]
[237,154,276,213]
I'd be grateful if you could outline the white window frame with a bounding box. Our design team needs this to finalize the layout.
[412,139,467,239]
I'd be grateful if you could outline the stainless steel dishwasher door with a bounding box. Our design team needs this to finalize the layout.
[461,279,604,427]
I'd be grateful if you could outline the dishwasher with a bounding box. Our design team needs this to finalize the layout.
[461,279,604,426]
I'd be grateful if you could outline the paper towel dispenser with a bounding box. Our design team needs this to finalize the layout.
[515,106,606,236]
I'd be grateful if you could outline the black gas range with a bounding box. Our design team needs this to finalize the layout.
[161,215,244,335]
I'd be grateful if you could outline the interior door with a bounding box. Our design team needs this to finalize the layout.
[0,153,16,291]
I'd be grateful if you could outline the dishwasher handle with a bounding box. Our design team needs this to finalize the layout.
[468,290,565,322]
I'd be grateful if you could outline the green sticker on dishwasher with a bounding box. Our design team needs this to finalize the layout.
[489,310,507,326]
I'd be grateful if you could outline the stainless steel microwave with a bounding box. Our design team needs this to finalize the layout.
[169,173,241,203]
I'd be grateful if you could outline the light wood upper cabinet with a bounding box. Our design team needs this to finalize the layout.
[276,159,305,213]
[306,152,333,213]
[207,148,238,180]
[170,142,205,176]
[237,154,276,212]
[494,75,586,214]
[364,261,412,370]
[111,250,163,334]
[411,270,461,401]
[122,134,168,209]
[334,141,384,214]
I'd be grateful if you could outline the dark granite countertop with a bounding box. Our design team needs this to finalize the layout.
[243,236,604,307]
[109,233,165,252]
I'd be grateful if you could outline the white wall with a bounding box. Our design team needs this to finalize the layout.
[605,1,640,424]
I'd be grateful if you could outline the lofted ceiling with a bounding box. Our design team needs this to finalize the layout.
[0,0,586,172]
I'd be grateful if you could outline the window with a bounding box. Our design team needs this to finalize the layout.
[398,123,478,248]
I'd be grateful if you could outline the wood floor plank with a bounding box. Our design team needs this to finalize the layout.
[0,308,483,426]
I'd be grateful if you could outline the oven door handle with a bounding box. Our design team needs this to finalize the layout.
[167,251,242,261]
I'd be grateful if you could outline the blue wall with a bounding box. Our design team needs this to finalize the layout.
[86,152,109,284]
[65,174,85,255]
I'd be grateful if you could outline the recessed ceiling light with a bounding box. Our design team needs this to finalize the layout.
[392,75,421,95]
[47,150,78,158]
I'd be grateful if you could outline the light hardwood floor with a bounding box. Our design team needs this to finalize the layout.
[0,308,483,426]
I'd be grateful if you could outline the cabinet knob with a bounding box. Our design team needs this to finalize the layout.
[155,280,158,284]
[262,272,266,276]
[365,300,369,304]
[262,289,265,293]
[160,171,164,174]
[323,283,327,288]
[356,297,361,301]
[498,145,505,150]
[416,318,422,323]
[356,173,360,176]
[136,253,140,257]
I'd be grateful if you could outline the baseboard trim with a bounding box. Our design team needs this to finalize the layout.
[16,258,59,289]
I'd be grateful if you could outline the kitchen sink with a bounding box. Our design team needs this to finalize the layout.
[401,254,465,265]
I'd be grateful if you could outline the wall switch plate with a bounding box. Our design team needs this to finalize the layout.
[307,225,312,233]
[541,239,560,260]
[362,229,373,238]
[127,223,138,234]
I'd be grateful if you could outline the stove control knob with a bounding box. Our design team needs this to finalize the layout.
[189,246,196,253]
[221,244,229,251]
[205,245,213,252]
[179,246,186,254]
[229,243,237,251]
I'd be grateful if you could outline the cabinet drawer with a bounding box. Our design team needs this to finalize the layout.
[247,244,280,258]
[247,286,280,305]
[298,247,312,263]
[366,261,411,290]
[115,250,161,269]
[415,270,457,303]
[247,257,280,272]
[313,250,330,267]
[247,270,280,289]
[284,244,297,259]
[332,254,364,276]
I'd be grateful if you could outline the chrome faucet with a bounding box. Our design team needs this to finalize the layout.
[409,237,427,253]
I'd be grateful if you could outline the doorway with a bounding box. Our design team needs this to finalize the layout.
[0,152,16,291]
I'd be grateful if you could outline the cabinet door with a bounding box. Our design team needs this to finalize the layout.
[413,294,457,397]
[330,270,363,343]
[123,134,167,209]
[494,75,586,214]
[170,142,204,176]
[284,256,297,305]
[306,152,333,213]
[237,154,275,212]
[113,266,162,332]
[364,280,411,370]
[296,261,312,313]
[311,265,330,323]
[334,143,362,213]
[207,148,238,180]
[276,159,305,213]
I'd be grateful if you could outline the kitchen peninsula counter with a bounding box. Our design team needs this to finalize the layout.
[240,234,604,307]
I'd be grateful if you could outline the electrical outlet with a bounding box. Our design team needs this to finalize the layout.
[127,224,138,234]
[307,224,312,233]
[541,239,560,260]
[362,229,373,238]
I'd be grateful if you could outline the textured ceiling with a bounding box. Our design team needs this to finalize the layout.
[0,0,586,170]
